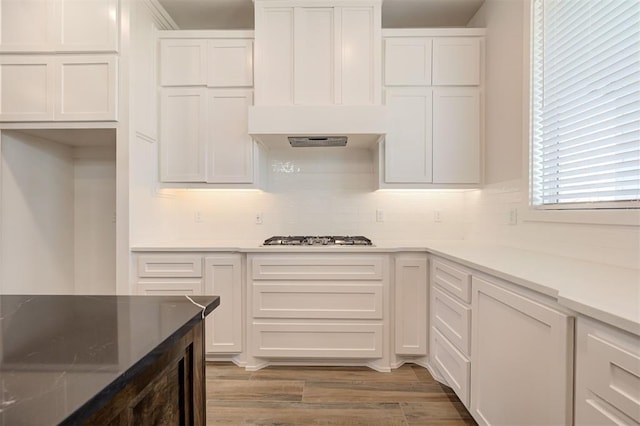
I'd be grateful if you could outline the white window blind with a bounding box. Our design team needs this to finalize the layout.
[530,0,640,209]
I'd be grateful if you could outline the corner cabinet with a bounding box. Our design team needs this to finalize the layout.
[157,32,262,188]
[380,29,484,188]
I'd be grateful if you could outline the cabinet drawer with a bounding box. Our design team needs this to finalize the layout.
[252,322,383,358]
[432,285,471,355]
[252,256,384,280]
[431,327,470,408]
[137,279,203,295]
[431,258,471,303]
[575,319,640,425]
[253,283,383,319]
[137,255,203,278]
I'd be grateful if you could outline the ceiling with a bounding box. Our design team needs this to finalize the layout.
[157,0,486,30]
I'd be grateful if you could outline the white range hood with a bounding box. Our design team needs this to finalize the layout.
[248,105,388,149]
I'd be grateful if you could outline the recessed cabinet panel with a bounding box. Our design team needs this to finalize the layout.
[340,7,378,105]
[294,7,334,105]
[205,255,243,353]
[56,55,117,120]
[432,285,471,355]
[384,37,432,86]
[160,39,207,86]
[207,89,253,183]
[58,0,118,51]
[433,37,480,86]
[0,0,54,51]
[255,7,294,105]
[431,258,471,303]
[385,88,433,183]
[207,39,253,87]
[252,256,384,281]
[137,280,204,295]
[0,57,54,120]
[432,327,470,408]
[433,88,480,184]
[160,88,207,182]
[394,255,428,355]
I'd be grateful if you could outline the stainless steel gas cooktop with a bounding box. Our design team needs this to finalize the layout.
[263,236,373,246]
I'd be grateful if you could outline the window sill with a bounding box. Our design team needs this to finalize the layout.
[521,208,640,227]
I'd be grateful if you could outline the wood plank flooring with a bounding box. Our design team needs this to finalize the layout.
[206,362,476,425]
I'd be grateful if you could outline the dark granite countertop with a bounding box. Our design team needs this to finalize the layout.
[0,295,220,425]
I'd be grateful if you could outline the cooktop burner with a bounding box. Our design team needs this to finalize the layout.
[263,236,373,246]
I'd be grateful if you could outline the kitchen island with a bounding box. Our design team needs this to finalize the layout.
[0,294,219,425]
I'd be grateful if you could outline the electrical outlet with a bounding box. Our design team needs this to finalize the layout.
[255,212,263,224]
[194,211,203,223]
[376,209,384,222]
[508,208,518,225]
[434,210,443,223]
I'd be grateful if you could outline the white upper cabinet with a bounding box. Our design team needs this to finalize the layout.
[433,37,481,86]
[207,39,253,87]
[384,37,432,86]
[160,39,207,86]
[0,0,118,52]
[254,0,381,106]
[0,56,54,121]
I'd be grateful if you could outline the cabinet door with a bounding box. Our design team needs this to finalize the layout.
[471,276,573,426]
[207,89,254,183]
[0,56,55,121]
[294,7,334,105]
[0,0,55,51]
[137,280,204,295]
[254,6,294,105]
[160,39,207,86]
[385,88,433,183]
[57,0,118,52]
[394,255,428,355]
[432,37,480,86]
[432,88,480,184]
[160,88,207,182]
[55,55,117,120]
[204,255,242,354]
[207,39,253,87]
[384,37,432,86]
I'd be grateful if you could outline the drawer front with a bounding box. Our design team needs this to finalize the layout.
[252,322,383,358]
[432,285,471,355]
[576,319,640,424]
[431,258,471,303]
[138,255,203,278]
[431,327,470,408]
[137,279,203,295]
[252,256,385,281]
[253,283,383,319]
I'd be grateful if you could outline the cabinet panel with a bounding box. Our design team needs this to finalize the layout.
[205,255,243,353]
[0,0,54,51]
[207,39,253,87]
[55,55,117,120]
[431,258,471,303]
[255,7,294,105]
[384,37,432,86]
[160,88,207,182]
[384,88,433,183]
[57,0,118,51]
[432,285,471,355]
[160,39,207,86]
[340,6,378,105]
[252,256,384,281]
[432,88,480,184]
[138,255,203,278]
[431,327,470,408]
[294,7,334,105]
[433,37,480,86]
[252,322,383,358]
[207,89,253,183]
[0,56,54,120]
[471,276,573,426]
[137,280,204,295]
[394,255,428,355]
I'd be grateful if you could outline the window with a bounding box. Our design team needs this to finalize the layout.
[530,0,640,209]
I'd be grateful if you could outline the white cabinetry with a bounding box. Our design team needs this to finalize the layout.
[0,0,118,52]
[394,254,428,356]
[247,253,390,370]
[471,275,573,426]
[136,254,204,295]
[575,317,640,425]
[253,0,381,106]
[381,29,484,188]
[208,39,253,87]
[159,39,207,86]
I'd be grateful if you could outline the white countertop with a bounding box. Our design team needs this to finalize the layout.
[131,240,640,335]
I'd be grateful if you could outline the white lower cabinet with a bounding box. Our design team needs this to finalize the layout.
[394,254,428,355]
[471,276,573,426]
[574,317,640,425]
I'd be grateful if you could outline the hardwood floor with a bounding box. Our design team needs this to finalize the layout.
[206,362,476,425]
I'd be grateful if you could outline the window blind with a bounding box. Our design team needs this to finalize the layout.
[530,0,640,208]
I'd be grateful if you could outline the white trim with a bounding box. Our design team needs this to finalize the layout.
[382,28,486,38]
[521,208,640,227]
[142,0,179,30]
[157,30,255,39]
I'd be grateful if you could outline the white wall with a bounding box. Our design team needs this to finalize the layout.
[466,0,640,269]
